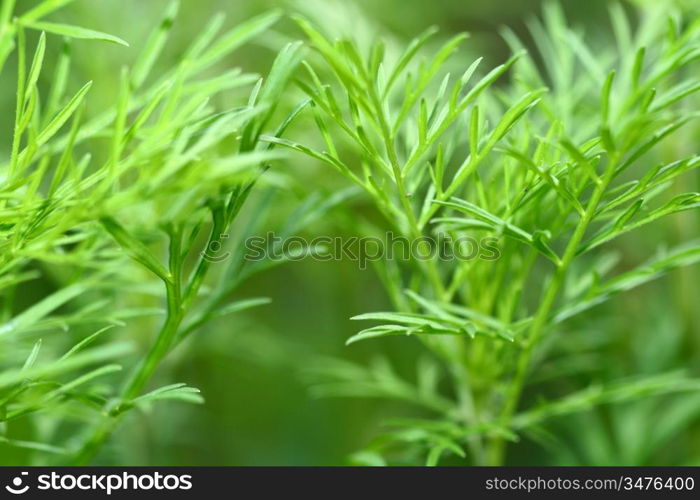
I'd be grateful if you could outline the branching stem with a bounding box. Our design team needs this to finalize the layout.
[488,153,621,465]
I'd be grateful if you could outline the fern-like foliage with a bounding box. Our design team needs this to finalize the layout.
[0,1,305,464]
[280,2,700,465]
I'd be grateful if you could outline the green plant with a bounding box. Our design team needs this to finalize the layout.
[276,1,700,465]
[3,0,700,467]
[0,0,304,464]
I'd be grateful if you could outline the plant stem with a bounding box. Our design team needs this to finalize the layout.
[71,280,183,465]
[368,87,447,300]
[487,154,619,465]
[71,220,220,464]
[367,86,490,465]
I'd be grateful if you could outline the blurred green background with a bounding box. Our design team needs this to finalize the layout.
[2,0,699,465]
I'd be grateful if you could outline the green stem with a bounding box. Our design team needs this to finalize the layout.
[71,218,222,464]
[71,280,183,465]
[8,23,25,182]
[449,355,486,463]
[487,155,619,465]
[367,85,447,299]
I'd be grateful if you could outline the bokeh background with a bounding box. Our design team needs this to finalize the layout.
[2,0,699,465]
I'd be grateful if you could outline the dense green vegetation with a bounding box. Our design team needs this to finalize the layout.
[1,0,699,465]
